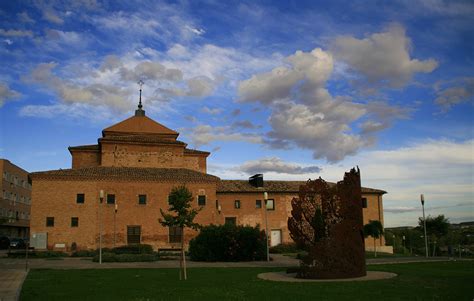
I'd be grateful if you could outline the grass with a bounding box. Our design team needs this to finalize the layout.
[20,261,473,301]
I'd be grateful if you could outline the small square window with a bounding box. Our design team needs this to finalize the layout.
[71,217,79,227]
[256,200,262,209]
[225,217,236,226]
[76,193,85,204]
[198,195,206,206]
[234,200,241,209]
[107,194,115,204]
[46,217,54,227]
[266,199,275,210]
[138,194,147,205]
[362,198,368,208]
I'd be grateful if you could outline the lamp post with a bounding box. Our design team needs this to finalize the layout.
[114,202,118,248]
[421,194,428,258]
[99,190,104,264]
[392,234,396,253]
[402,235,406,254]
[263,192,270,262]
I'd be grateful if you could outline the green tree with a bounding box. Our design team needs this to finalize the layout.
[159,186,201,280]
[418,214,449,240]
[364,220,384,257]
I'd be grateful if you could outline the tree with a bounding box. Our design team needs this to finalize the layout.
[418,214,449,240]
[364,220,384,257]
[159,186,201,280]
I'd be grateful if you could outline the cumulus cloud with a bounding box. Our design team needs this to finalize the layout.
[237,157,321,175]
[238,47,393,162]
[19,102,117,123]
[185,125,262,147]
[331,24,438,87]
[434,77,474,111]
[0,83,21,106]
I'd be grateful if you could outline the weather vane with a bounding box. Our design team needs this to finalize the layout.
[138,80,144,109]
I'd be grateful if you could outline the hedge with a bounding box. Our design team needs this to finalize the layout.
[92,253,157,262]
[189,224,266,262]
[269,242,299,254]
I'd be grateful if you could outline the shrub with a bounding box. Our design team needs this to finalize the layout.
[70,250,97,257]
[92,252,157,262]
[269,243,299,254]
[189,224,266,262]
[112,244,153,254]
[8,251,67,258]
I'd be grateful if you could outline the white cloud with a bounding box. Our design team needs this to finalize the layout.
[201,106,222,115]
[331,24,438,87]
[42,8,64,24]
[0,83,21,106]
[237,157,321,175]
[184,125,262,147]
[238,47,397,162]
[19,103,119,123]
[17,12,35,23]
[434,77,474,111]
[0,29,33,38]
[185,25,205,36]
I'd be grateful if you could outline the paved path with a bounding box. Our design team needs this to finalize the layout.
[0,269,27,301]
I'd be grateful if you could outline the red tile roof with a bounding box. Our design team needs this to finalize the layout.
[30,167,220,183]
[216,180,386,194]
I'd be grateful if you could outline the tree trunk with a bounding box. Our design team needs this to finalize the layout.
[374,237,377,257]
[181,226,187,280]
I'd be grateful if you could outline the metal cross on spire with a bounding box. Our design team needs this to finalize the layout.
[137,80,144,110]
[135,80,146,116]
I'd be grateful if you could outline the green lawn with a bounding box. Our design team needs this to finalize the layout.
[21,261,473,301]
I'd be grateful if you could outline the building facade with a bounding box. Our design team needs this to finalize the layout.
[0,159,32,239]
[30,105,388,252]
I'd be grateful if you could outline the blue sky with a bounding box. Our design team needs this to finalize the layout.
[0,0,473,227]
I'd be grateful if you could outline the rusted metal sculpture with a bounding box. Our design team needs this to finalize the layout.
[288,167,366,279]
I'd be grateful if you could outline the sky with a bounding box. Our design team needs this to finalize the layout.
[0,0,473,227]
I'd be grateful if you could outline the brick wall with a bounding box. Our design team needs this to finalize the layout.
[30,179,218,251]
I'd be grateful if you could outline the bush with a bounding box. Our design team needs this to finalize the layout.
[8,251,67,258]
[70,250,97,257]
[269,243,299,254]
[92,252,157,262]
[189,224,266,262]
[112,244,153,254]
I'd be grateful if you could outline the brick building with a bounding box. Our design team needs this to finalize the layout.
[30,104,388,252]
[0,159,32,239]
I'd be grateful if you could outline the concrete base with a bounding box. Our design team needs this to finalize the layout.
[258,271,397,282]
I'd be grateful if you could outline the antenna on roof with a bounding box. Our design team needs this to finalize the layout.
[135,80,146,117]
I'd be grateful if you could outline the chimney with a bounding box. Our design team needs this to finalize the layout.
[249,174,263,188]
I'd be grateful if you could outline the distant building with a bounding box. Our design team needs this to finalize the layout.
[29,102,389,252]
[0,159,32,239]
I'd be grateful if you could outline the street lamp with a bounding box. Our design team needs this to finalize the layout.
[263,191,270,262]
[114,202,118,248]
[99,190,104,264]
[421,194,428,258]
[393,234,396,252]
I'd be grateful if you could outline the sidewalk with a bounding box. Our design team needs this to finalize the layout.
[0,269,27,301]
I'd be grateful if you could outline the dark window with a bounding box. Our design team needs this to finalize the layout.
[362,198,368,208]
[76,193,85,204]
[256,200,262,209]
[266,199,275,210]
[46,217,54,227]
[198,195,206,206]
[168,195,172,205]
[107,194,115,204]
[169,226,182,243]
[225,217,236,226]
[234,200,241,209]
[127,226,141,244]
[71,217,79,227]
[138,194,147,205]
